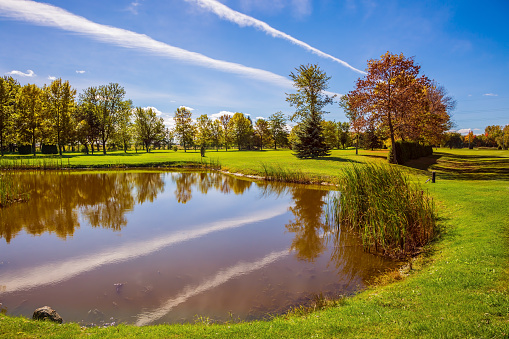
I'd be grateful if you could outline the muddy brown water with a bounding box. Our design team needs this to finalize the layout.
[0,170,397,325]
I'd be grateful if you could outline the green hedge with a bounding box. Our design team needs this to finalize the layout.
[388,141,433,164]
[18,145,32,155]
[42,144,58,154]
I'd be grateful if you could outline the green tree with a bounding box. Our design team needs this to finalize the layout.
[229,112,253,150]
[196,114,212,148]
[0,77,19,156]
[254,118,271,150]
[174,106,194,152]
[97,83,126,154]
[45,78,76,155]
[76,87,102,154]
[286,64,334,158]
[267,111,288,150]
[340,95,364,155]
[321,120,337,150]
[209,119,223,151]
[336,121,350,149]
[134,107,165,152]
[15,84,45,156]
[115,100,133,152]
[219,114,232,151]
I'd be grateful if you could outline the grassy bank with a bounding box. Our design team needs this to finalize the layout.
[1,148,508,338]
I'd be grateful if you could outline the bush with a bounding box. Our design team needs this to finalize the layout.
[387,141,433,164]
[18,145,32,155]
[328,163,437,257]
[41,144,58,154]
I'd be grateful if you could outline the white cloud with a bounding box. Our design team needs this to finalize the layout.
[209,110,234,120]
[48,75,57,80]
[184,0,365,74]
[143,106,164,116]
[76,70,86,74]
[179,105,195,111]
[255,116,265,120]
[291,0,312,17]
[483,93,498,97]
[127,0,144,15]
[455,128,481,135]
[0,0,291,88]
[6,69,35,77]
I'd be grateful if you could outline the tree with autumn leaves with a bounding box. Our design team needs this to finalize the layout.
[344,52,454,164]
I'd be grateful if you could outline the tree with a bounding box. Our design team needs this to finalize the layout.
[45,78,76,155]
[209,119,222,151]
[346,52,453,163]
[336,121,350,149]
[229,112,253,150]
[115,100,133,152]
[219,114,232,151]
[286,64,334,158]
[196,114,212,148]
[15,84,45,156]
[174,106,194,152]
[97,83,126,154]
[134,107,165,152]
[0,77,19,156]
[321,120,337,150]
[340,95,364,155]
[267,111,287,150]
[76,87,102,154]
[254,118,270,150]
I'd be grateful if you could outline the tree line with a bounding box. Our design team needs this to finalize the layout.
[1,52,474,160]
[0,77,169,156]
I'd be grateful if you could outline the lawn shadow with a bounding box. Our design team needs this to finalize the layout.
[404,151,509,181]
[317,156,362,164]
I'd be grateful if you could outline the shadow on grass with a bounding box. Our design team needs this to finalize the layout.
[317,157,362,164]
[403,151,509,181]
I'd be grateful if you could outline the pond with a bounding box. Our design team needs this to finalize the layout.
[0,170,397,326]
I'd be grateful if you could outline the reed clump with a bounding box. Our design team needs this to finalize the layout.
[260,162,310,183]
[329,163,437,257]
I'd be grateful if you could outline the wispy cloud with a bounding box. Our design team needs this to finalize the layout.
[135,249,288,326]
[483,93,498,97]
[179,105,195,111]
[0,0,291,87]
[184,0,365,74]
[48,75,57,80]
[127,0,144,15]
[6,69,35,77]
[0,206,288,294]
[76,70,85,74]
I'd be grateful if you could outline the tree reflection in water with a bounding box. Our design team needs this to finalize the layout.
[1,171,393,285]
[0,171,165,242]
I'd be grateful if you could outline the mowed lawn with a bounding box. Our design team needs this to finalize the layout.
[1,148,508,338]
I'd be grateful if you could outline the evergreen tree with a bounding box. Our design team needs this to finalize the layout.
[286,64,334,158]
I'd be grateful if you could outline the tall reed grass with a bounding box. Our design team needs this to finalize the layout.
[328,163,437,257]
[260,162,311,183]
[0,157,66,170]
[0,173,28,207]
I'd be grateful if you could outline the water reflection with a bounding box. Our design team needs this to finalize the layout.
[0,171,164,242]
[170,172,252,203]
[0,171,397,325]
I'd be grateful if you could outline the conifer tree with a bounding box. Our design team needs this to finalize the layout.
[286,64,334,158]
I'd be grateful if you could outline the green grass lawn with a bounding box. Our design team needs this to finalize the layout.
[1,148,508,338]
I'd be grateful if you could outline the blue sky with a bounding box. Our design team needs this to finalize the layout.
[1,0,507,134]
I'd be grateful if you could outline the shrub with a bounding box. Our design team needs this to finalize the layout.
[388,141,433,164]
[41,144,58,154]
[328,163,437,257]
[18,145,32,155]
